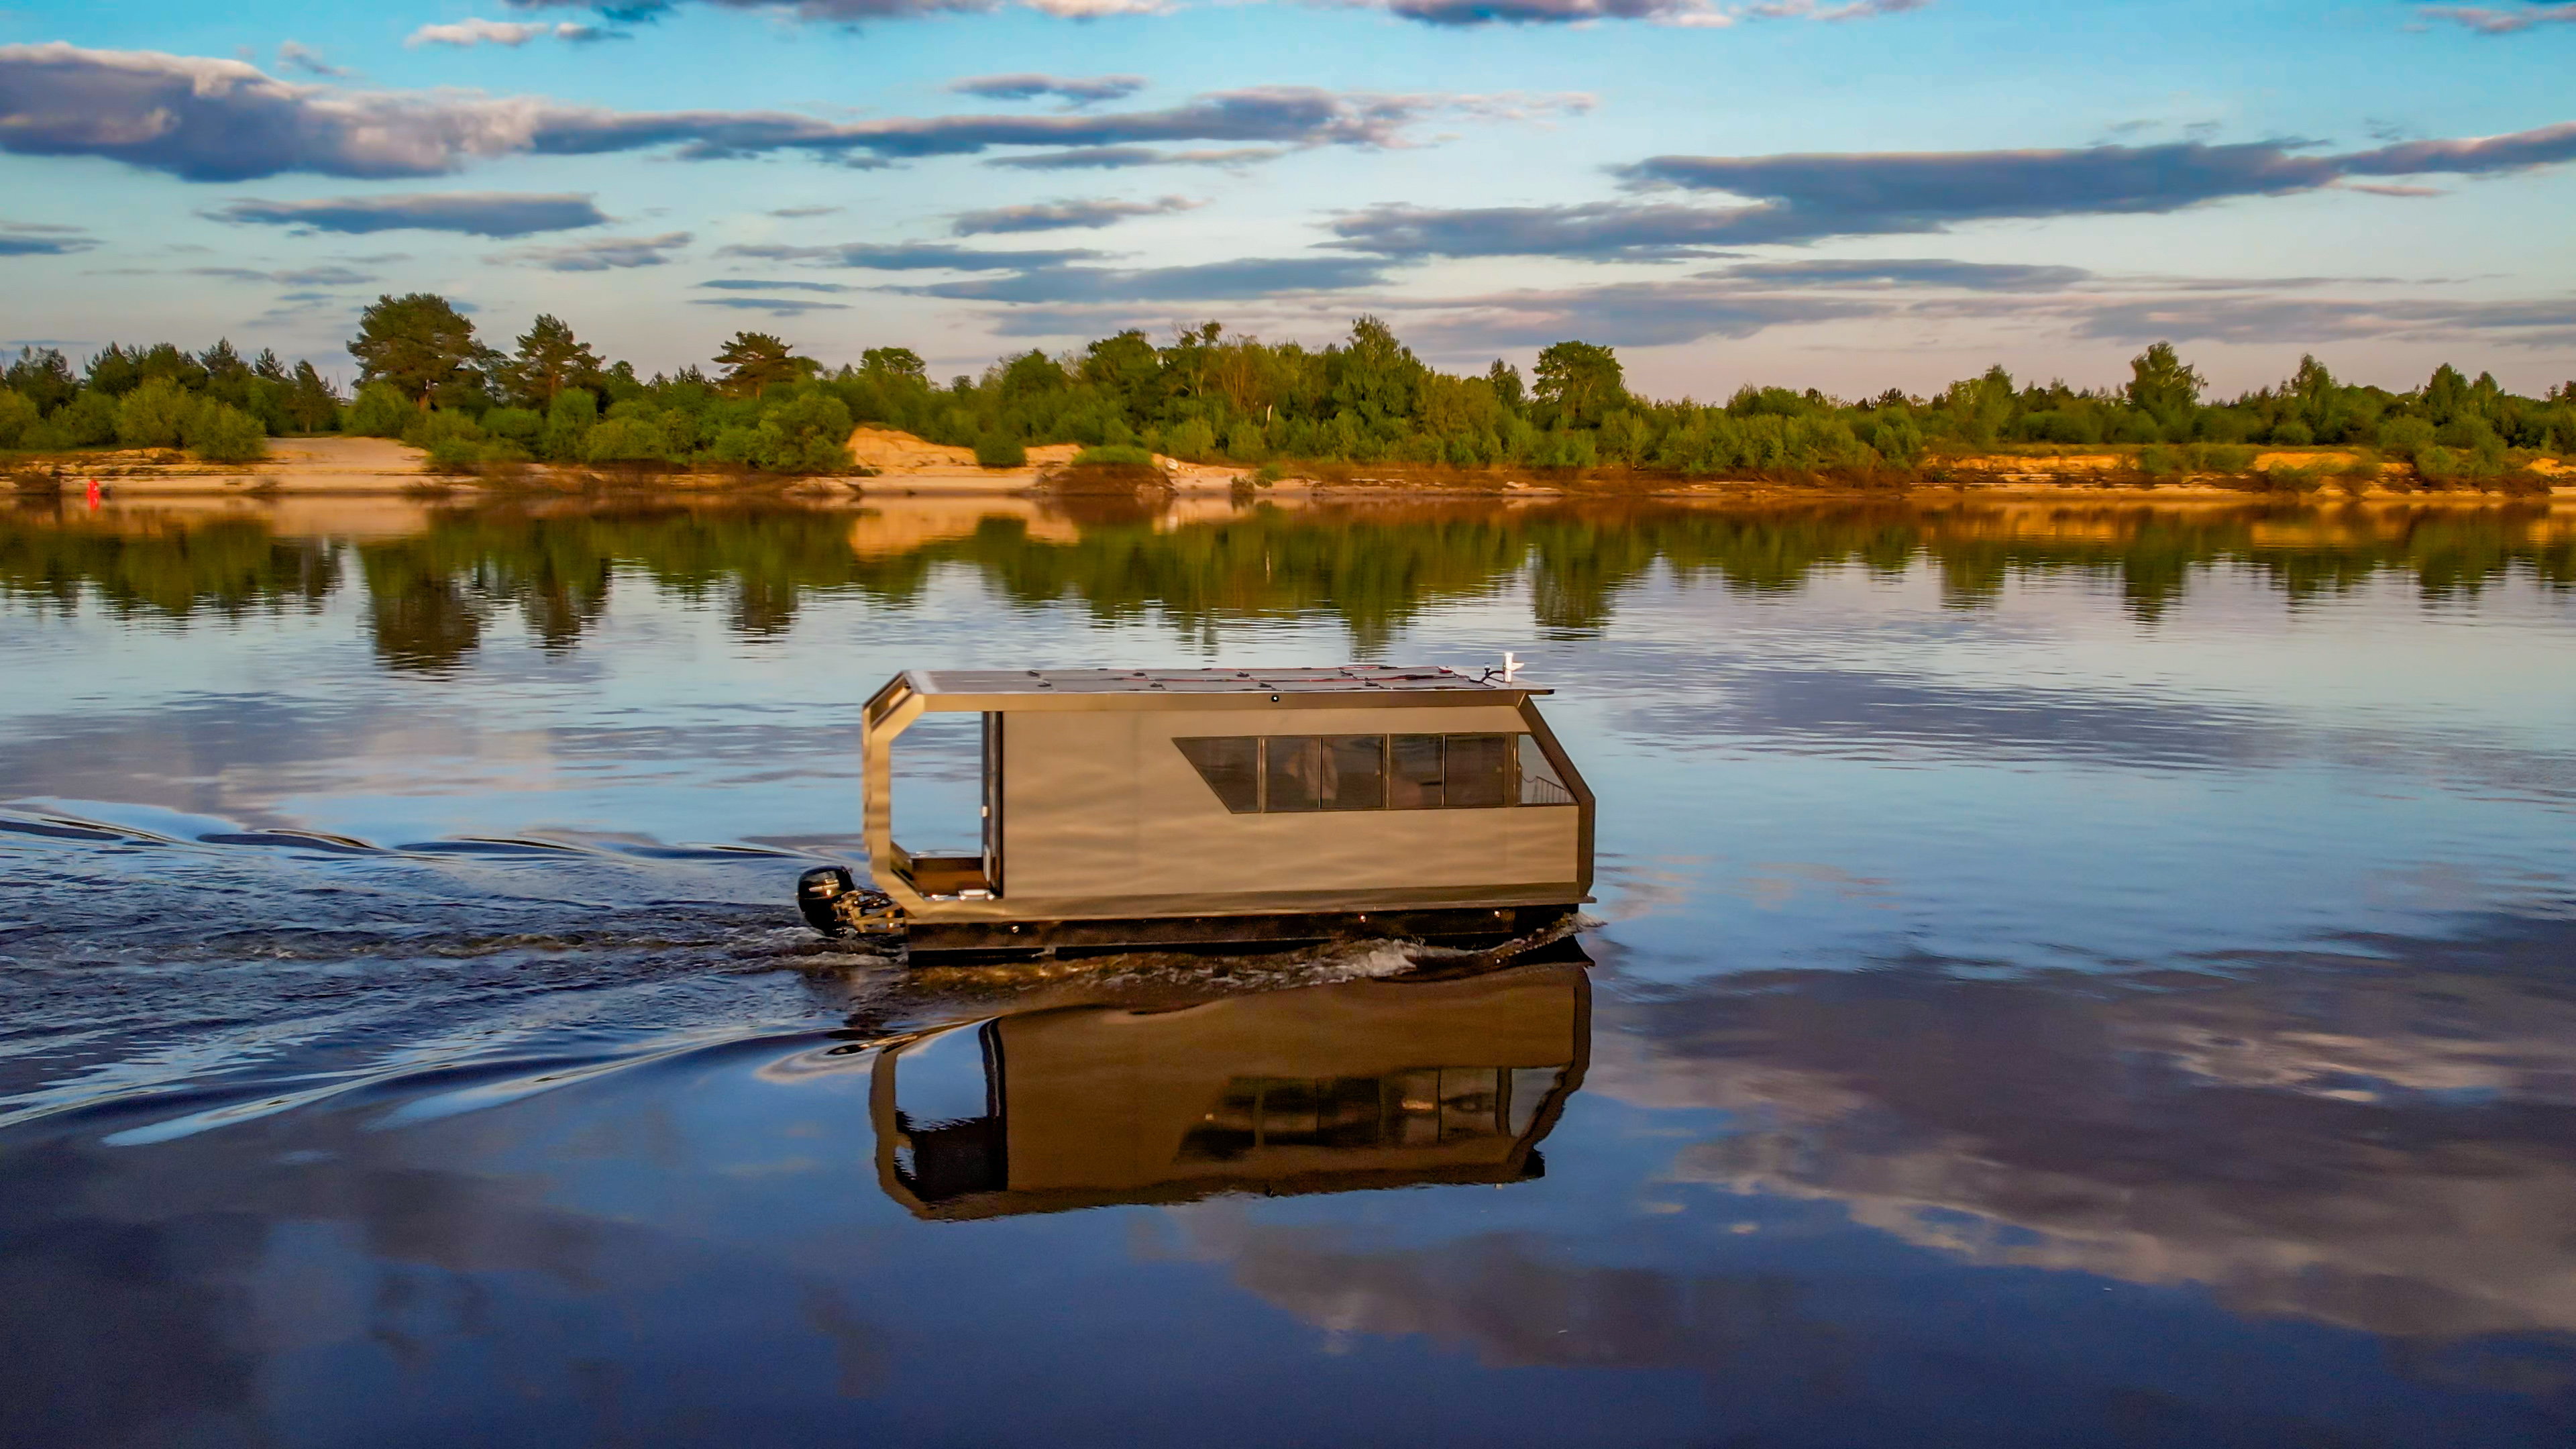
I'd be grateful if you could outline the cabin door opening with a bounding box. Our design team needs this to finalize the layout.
[877,1021,1008,1204]
[888,710,1002,899]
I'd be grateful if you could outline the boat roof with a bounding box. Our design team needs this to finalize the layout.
[904,665,1546,697]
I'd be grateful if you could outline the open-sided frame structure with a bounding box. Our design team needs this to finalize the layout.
[859,665,1595,955]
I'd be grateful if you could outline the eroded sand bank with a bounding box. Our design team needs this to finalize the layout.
[15,426,2572,504]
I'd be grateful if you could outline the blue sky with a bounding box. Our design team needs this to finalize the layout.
[3,0,2572,398]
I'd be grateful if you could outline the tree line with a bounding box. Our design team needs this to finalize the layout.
[6,292,2573,484]
[9,502,2567,671]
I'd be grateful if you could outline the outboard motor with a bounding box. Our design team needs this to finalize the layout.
[797,865,860,936]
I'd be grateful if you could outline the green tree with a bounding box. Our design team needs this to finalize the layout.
[2124,342,2205,435]
[715,332,811,398]
[502,314,604,407]
[286,362,343,433]
[1330,316,1424,428]
[1945,366,2017,447]
[1079,331,1163,419]
[2422,364,2471,425]
[1533,341,1625,428]
[996,349,1069,401]
[199,339,250,402]
[115,378,195,448]
[349,294,494,410]
[6,347,79,413]
[861,347,928,383]
[0,388,36,449]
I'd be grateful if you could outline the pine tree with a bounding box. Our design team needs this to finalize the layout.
[502,315,604,407]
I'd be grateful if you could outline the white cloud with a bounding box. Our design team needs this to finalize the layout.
[407,19,609,48]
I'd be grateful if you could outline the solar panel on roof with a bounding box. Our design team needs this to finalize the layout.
[905,665,1529,696]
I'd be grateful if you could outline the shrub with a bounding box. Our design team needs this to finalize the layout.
[1163,418,1217,461]
[2436,416,2500,451]
[2251,463,2327,494]
[1252,461,1287,485]
[2376,417,2434,461]
[342,382,410,438]
[657,410,702,458]
[402,408,484,449]
[1225,419,1268,460]
[115,378,194,448]
[2138,444,2185,478]
[186,402,268,463]
[1860,414,1923,467]
[1529,430,1598,469]
[2270,419,2314,446]
[543,388,598,463]
[1069,444,1157,468]
[584,417,671,464]
[754,390,855,473]
[424,437,484,473]
[482,407,543,445]
[2106,410,2161,445]
[973,431,1027,468]
[0,388,36,449]
[2020,409,2101,445]
[55,392,120,447]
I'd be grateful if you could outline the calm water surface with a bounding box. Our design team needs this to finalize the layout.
[3,494,2573,1446]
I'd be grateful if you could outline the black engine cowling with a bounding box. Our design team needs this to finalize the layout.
[796,865,859,935]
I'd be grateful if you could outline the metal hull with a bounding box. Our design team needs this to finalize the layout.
[901,902,1582,959]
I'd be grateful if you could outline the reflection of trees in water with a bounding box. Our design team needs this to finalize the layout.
[5,502,2570,668]
[0,515,337,620]
[351,508,914,669]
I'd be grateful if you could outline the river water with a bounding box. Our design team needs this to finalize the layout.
[3,493,2573,1447]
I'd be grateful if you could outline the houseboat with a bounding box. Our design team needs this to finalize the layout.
[859,960,1592,1220]
[796,664,1594,957]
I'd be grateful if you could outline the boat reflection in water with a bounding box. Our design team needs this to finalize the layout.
[867,959,1590,1220]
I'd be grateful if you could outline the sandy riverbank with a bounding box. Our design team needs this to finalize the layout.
[13,428,2573,506]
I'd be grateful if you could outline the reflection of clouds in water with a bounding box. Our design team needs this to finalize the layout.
[1589,853,1703,922]
[1723,861,1894,910]
[0,1127,614,1447]
[1155,1193,2562,1441]
[1586,920,2576,1343]
[1164,1201,1835,1373]
[1619,660,2576,801]
[0,693,859,839]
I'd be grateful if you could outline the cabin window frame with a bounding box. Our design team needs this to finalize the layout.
[1173,731,1578,815]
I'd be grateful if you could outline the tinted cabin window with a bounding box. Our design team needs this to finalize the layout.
[1263,737,1324,812]
[1444,735,1513,808]
[1322,736,1386,811]
[1180,733,1570,812]
[1175,737,1260,814]
[1517,735,1576,806]
[1389,735,1444,808]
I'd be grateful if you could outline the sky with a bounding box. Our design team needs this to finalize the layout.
[1,0,2572,400]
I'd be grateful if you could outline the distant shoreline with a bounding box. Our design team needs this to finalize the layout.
[11,428,2573,506]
